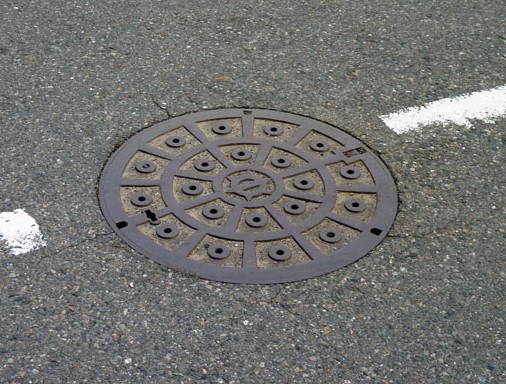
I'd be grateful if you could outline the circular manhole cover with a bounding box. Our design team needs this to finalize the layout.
[99,109,397,283]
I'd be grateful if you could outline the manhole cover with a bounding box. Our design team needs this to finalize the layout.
[99,109,397,283]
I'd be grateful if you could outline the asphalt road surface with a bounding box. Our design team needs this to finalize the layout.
[1,1,504,383]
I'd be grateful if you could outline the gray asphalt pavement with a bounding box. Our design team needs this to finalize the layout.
[1,1,505,383]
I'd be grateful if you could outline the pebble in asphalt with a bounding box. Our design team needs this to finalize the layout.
[0,1,504,383]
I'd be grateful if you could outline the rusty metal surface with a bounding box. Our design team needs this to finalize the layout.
[99,109,398,283]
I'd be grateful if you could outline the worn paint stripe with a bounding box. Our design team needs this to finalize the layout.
[380,85,506,134]
[0,209,46,255]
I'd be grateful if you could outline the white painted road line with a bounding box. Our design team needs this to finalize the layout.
[380,84,506,134]
[0,209,46,255]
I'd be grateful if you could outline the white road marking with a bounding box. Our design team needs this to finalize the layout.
[0,209,46,255]
[380,85,506,134]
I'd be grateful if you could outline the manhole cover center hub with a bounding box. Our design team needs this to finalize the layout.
[226,170,276,201]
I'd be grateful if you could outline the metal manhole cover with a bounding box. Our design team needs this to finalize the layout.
[99,109,397,283]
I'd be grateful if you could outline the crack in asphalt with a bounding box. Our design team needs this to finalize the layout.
[151,96,172,118]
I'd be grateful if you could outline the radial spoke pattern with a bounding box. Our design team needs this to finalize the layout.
[99,109,397,283]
